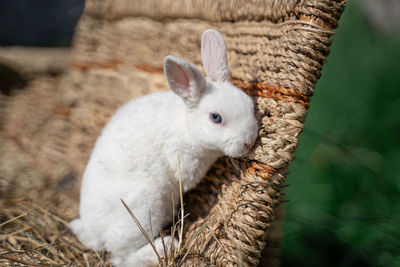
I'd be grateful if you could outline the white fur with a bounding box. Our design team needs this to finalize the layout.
[201,29,230,82]
[70,29,258,267]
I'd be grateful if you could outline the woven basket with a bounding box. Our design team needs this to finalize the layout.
[0,0,346,266]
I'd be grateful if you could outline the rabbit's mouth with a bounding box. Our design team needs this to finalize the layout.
[237,147,254,158]
[224,143,252,158]
[225,134,257,158]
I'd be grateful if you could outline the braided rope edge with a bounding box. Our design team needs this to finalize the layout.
[133,64,311,109]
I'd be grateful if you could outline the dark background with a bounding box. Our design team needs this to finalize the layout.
[0,0,84,46]
[1,0,399,266]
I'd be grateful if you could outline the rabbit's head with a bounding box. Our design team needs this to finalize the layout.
[164,29,258,158]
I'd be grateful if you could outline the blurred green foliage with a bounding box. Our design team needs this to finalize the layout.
[282,1,400,266]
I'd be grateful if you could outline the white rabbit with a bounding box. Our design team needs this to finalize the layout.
[70,29,258,267]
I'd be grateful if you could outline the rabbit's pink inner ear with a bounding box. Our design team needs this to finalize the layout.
[201,29,231,82]
[164,56,206,105]
[166,63,191,98]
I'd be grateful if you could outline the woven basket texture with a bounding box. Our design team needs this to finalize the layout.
[0,0,345,266]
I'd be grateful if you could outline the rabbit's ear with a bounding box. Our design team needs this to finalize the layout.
[201,29,230,82]
[164,55,206,106]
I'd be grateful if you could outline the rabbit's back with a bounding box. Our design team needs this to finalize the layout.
[90,91,183,172]
[82,90,184,203]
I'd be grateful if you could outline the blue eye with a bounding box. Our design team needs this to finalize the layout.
[210,112,222,124]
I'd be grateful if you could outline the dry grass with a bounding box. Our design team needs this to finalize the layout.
[0,139,110,265]
[0,198,111,266]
